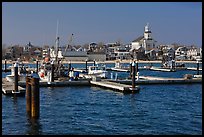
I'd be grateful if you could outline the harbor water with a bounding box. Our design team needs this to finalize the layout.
[2,63,202,135]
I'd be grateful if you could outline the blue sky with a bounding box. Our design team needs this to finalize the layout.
[2,2,202,47]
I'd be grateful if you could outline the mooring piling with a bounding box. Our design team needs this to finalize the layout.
[129,61,132,78]
[36,60,39,73]
[26,73,40,119]
[86,59,88,72]
[93,59,96,66]
[196,60,199,75]
[14,62,19,94]
[4,59,7,72]
[132,61,136,89]
[51,61,54,82]
[26,76,32,115]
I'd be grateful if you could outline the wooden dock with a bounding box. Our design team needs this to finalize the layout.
[2,80,25,95]
[186,67,202,71]
[110,67,130,72]
[108,75,202,85]
[149,66,176,72]
[90,79,140,93]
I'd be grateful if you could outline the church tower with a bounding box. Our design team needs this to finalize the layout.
[144,23,152,40]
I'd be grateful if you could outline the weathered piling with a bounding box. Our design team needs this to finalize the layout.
[26,73,40,118]
[31,74,40,118]
[132,61,136,89]
[26,76,31,115]
[68,61,71,72]
[36,60,39,73]
[86,60,88,72]
[197,60,199,75]
[14,63,19,94]
[135,60,139,81]
[135,60,138,74]
[129,62,132,78]
[93,60,96,66]
[4,59,7,71]
[51,61,54,82]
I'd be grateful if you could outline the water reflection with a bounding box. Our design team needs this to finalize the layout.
[25,117,42,135]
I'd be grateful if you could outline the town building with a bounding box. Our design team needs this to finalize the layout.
[130,23,157,60]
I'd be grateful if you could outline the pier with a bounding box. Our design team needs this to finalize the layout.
[2,80,25,95]
[108,75,202,85]
[90,79,140,93]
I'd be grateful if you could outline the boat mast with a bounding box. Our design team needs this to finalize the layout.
[55,20,59,62]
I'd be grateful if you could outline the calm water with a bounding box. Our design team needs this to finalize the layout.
[2,63,202,135]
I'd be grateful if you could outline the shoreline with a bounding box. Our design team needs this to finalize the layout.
[2,59,200,64]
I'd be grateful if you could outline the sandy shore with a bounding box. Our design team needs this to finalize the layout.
[2,59,199,64]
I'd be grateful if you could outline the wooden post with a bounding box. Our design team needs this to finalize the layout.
[4,59,7,72]
[135,60,138,74]
[14,63,18,93]
[36,60,39,73]
[197,60,199,75]
[68,61,71,72]
[31,74,40,119]
[129,62,132,78]
[26,76,31,116]
[93,59,96,66]
[51,61,54,82]
[85,60,88,72]
[132,61,136,89]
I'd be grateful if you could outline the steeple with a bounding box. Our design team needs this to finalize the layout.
[144,23,150,32]
[144,23,152,40]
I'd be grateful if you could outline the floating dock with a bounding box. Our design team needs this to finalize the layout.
[186,67,202,71]
[2,80,25,95]
[90,79,140,93]
[149,66,176,72]
[110,67,130,72]
[108,75,202,85]
[19,79,90,87]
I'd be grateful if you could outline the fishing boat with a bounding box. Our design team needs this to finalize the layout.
[110,60,129,72]
[87,65,108,78]
[6,61,27,82]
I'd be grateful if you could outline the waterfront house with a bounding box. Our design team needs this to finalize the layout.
[175,46,188,60]
[187,47,202,60]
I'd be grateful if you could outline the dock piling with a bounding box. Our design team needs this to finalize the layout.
[136,60,138,74]
[26,76,31,116]
[14,63,19,94]
[197,60,199,75]
[132,61,136,89]
[93,59,96,66]
[51,61,54,82]
[4,59,7,72]
[68,61,71,73]
[26,73,40,118]
[86,60,88,72]
[129,62,132,78]
[31,75,40,119]
[36,60,39,73]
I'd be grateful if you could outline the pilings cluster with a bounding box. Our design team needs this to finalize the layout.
[26,73,40,119]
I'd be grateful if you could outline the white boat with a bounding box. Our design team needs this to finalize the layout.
[111,60,129,72]
[6,62,27,82]
[88,65,108,78]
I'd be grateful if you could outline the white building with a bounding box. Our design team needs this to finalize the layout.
[187,47,202,60]
[130,23,157,59]
[175,46,188,60]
